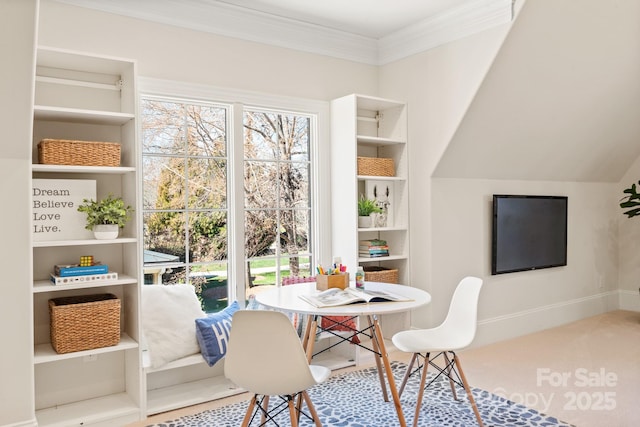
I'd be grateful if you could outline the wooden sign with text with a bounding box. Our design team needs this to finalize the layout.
[32,179,96,241]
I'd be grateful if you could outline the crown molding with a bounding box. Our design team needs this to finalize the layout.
[378,0,514,65]
[51,0,512,65]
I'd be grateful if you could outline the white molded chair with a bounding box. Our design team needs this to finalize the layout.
[225,309,331,427]
[391,276,484,427]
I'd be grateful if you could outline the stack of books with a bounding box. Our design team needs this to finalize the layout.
[50,263,118,285]
[359,239,389,258]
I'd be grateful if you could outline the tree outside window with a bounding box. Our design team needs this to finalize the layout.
[141,97,315,312]
[244,109,313,300]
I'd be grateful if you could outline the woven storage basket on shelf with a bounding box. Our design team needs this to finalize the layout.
[363,266,399,284]
[38,139,121,167]
[357,156,394,177]
[49,293,121,354]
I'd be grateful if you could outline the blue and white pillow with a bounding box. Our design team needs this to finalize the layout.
[195,301,240,366]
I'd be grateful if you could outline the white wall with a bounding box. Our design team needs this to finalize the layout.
[431,179,620,345]
[1,2,38,426]
[38,0,378,102]
[617,156,640,311]
[378,0,636,345]
[378,23,513,330]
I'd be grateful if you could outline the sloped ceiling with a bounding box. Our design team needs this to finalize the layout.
[433,0,640,182]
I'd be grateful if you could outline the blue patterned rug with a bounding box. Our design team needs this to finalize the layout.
[147,361,574,427]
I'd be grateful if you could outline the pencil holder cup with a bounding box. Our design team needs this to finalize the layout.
[316,273,349,290]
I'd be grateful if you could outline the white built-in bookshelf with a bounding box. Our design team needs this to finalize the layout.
[330,94,411,361]
[30,46,142,427]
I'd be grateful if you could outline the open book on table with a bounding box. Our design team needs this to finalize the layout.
[299,287,411,308]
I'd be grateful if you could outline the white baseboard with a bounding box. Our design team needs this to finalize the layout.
[472,290,626,347]
[618,289,640,311]
[2,419,38,427]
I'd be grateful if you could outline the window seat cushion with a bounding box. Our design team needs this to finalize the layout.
[142,284,206,369]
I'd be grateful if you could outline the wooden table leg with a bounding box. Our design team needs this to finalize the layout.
[371,315,407,427]
[367,315,389,402]
[304,314,318,363]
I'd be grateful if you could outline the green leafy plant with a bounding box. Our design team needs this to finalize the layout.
[77,194,134,230]
[620,181,640,218]
[358,195,382,216]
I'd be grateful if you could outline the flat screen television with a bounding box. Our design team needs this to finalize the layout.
[492,195,568,275]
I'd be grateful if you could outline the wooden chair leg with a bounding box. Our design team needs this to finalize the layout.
[443,352,458,400]
[241,395,257,427]
[413,353,430,427]
[398,352,418,397]
[301,390,323,427]
[288,395,299,427]
[453,356,484,427]
[258,395,271,425]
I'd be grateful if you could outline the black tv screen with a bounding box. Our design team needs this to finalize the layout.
[492,195,567,275]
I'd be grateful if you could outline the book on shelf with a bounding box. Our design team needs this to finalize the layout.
[50,271,118,285]
[54,263,108,277]
[359,239,387,247]
[299,287,411,308]
[359,252,389,258]
[359,244,389,250]
[358,245,389,251]
[359,239,390,257]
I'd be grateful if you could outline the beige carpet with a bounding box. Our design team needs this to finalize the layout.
[460,310,640,427]
[129,310,640,427]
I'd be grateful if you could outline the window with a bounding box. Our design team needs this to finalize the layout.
[140,91,320,312]
[243,108,314,301]
[141,98,229,312]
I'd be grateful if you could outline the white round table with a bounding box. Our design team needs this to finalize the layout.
[255,281,431,427]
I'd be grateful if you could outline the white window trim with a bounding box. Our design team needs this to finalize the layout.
[138,77,332,302]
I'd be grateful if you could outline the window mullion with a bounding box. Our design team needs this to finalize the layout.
[229,103,246,302]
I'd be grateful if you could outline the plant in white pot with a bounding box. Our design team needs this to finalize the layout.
[358,195,382,228]
[78,194,133,239]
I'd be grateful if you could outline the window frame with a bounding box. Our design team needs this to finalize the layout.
[138,77,331,306]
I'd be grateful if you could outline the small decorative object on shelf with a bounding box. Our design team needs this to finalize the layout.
[32,178,96,241]
[357,195,382,228]
[366,180,394,227]
[77,194,134,239]
[80,255,94,266]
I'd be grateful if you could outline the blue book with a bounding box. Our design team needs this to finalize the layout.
[55,264,109,277]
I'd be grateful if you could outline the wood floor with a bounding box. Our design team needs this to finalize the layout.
[129,310,640,427]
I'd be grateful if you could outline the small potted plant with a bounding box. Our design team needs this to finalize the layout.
[77,194,134,239]
[357,195,382,228]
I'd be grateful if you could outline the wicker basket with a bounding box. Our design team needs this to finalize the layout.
[49,293,121,354]
[38,139,121,167]
[363,266,399,284]
[357,156,394,177]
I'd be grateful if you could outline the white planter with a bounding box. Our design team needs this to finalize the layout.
[358,215,372,228]
[93,224,119,240]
